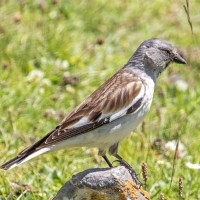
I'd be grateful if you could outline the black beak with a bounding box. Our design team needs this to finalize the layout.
[173,53,187,64]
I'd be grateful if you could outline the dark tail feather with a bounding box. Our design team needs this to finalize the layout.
[0,128,57,170]
[0,155,27,170]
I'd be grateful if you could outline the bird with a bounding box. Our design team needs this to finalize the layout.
[0,38,186,185]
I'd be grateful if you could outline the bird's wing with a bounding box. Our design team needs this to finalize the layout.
[17,67,145,156]
[34,67,145,149]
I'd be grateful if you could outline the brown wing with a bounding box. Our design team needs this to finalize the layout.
[37,67,143,148]
[17,67,143,154]
[60,67,142,128]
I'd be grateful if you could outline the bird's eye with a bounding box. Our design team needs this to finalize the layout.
[159,48,171,55]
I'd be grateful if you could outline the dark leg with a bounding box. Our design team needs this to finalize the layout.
[102,155,113,168]
[114,154,142,186]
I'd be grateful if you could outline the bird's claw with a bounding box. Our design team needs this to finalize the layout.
[118,161,142,187]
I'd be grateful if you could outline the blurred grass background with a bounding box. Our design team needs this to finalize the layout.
[0,0,200,199]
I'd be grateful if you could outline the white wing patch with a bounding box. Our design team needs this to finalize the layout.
[66,83,145,129]
[72,117,89,128]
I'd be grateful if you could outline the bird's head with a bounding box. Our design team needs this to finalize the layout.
[138,38,186,77]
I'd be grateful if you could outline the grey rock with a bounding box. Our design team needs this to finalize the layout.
[53,166,150,200]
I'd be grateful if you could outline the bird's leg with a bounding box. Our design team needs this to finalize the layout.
[114,154,142,186]
[99,149,113,168]
[102,155,113,168]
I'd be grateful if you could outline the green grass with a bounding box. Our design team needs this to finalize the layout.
[0,0,200,199]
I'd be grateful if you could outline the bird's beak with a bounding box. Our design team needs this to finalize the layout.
[173,53,187,64]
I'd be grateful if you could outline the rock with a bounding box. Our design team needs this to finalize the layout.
[53,166,150,200]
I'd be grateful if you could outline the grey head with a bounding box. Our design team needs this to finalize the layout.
[130,38,187,77]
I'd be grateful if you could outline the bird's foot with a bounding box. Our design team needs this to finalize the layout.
[115,154,142,187]
[120,161,142,187]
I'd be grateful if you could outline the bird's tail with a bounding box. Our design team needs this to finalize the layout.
[0,129,55,170]
[0,147,51,170]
